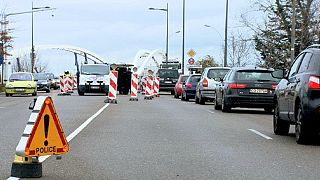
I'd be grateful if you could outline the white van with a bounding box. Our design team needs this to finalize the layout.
[77,64,110,96]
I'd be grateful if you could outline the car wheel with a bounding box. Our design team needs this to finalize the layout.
[295,104,313,144]
[273,101,289,135]
[185,94,189,101]
[199,92,205,105]
[78,90,84,96]
[214,94,222,110]
[181,92,185,101]
[171,90,175,95]
[174,90,179,98]
[5,93,9,97]
[32,91,37,96]
[221,95,231,112]
[264,107,273,113]
[46,89,50,93]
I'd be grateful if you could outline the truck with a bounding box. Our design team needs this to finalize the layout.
[77,63,110,96]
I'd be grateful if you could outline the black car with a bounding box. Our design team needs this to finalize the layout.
[215,67,279,112]
[33,73,51,93]
[157,68,179,95]
[181,74,201,101]
[273,45,320,144]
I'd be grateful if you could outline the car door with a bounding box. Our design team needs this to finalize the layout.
[285,53,305,121]
[288,52,312,120]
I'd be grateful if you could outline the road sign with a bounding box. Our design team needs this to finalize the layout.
[188,58,195,65]
[24,97,69,157]
[187,49,196,57]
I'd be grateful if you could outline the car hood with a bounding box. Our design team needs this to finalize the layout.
[5,81,36,87]
[37,80,48,84]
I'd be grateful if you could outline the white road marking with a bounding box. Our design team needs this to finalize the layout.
[8,103,110,180]
[248,129,273,140]
[206,109,215,114]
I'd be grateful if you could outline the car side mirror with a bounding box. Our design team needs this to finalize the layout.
[4,79,7,82]
[272,69,287,79]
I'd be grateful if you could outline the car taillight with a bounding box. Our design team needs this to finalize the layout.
[203,78,208,87]
[229,83,247,89]
[186,83,192,88]
[309,76,320,89]
[272,84,277,90]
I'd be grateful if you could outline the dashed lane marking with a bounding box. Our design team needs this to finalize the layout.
[248,129,273,140]
[8,103,110,180]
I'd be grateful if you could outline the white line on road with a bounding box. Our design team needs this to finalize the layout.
[248,129,273,140]
[8,103,110,180]
[206,109,215,114]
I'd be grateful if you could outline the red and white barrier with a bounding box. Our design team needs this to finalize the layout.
[64,76,74,93]
[130,73,139,101]
[73,76,78,90]
[154,77,160,97]
[142,77,147,94]
[106,71,118,103]
[144,75,153,99]
[58,76,72,96]
[59,76,66,94]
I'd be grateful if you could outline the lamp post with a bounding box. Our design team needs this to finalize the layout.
[182,0,185,74]
[0,6,55,83]
[224,0,229,67]
[149,3,169,67]
[31,2,52,73]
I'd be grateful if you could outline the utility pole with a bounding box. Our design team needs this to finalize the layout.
[182,0,185,74]
[223,0,229,67]
[290,0,296,62]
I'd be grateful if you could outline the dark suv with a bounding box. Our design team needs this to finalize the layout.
[157,69,179,95]
[273,45,320,144]
[215,67,279,112]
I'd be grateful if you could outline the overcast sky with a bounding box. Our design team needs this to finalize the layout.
[1,0,256,75]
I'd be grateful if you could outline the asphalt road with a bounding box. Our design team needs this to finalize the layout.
[1,91,320,179]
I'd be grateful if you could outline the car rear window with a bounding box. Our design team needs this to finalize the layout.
[189,75,201,83]
[235,70,279,81]
[181,76,188,82]
[158,69,179,78]
[207,69,230,79]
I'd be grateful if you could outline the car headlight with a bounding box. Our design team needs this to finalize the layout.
[27,84,32,88]
[160,78,165,81]
[41,82,47,85]
[7,84,13,88]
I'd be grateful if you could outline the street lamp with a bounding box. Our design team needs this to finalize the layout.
[224,0,229,67]
[149,3,169,67]
[31,2,53,73]
[0,6,55,83]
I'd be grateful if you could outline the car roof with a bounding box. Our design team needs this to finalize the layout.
[205,67,231,70]
[13,72,32,75]
[231,66,274,71]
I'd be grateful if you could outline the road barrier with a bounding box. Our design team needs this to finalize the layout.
[73,76,78,90]
[105,71,118,104]
[11,96,69,178]
[141,77,147,94]
[130,73,139,101]
[154,77,160,97]
[58,76,71,96]
[144,75,153,100]
[64,76,74,93]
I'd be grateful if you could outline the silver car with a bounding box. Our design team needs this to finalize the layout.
[195,67,231,105]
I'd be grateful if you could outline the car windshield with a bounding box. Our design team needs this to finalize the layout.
[158,69,179,78]
[81,65,110,75]
[33,73,48,80]
[9,73,32,81]
[207,69,230,79]
[189,75,201,83]
[235,70,280,81]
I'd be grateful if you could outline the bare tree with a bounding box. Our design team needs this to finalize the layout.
[12,52,48,73]
[228,33,252,67]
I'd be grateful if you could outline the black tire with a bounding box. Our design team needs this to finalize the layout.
[46,89,50,93]
[264,107,273,113]
[78,90,84,96]
[32,91,37,96]
[181,92,185,101]
[295,104,313,144]
[273,101,289,135]
[199,92,205,105]
[171,90,175,95]
[5,93,9,97]
[185,94,189,101]
[174,90,179,99]
[221,95,231,112]
[214,94,222,110]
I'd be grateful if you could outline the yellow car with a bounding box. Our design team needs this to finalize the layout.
[5,72,37,97]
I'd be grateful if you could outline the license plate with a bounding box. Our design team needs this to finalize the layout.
[165,81,172,84]
[91,86,99,89]
[250,89,268,94]
[15,88,25,92]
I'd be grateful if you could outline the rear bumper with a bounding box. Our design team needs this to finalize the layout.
[185,89,196,98]
[201,89,216,100]
[225,95,274,108]
[160,84,175,91]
